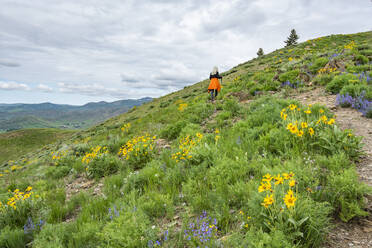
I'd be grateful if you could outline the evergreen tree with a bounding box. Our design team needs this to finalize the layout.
[284,29,299,47]
[257,48,264,57]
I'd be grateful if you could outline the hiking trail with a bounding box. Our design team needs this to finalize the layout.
[289,87,372,248]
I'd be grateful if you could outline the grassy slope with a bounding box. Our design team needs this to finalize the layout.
[0,129,75,165]
[0,98,152,131]
[0,31,371,248]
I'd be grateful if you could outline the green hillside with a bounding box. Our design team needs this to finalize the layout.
[0,129,75,165]
[0,98,152,132]
[0,31,371,247]
[0,116,56,131]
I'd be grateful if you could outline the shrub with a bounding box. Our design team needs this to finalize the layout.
[118,134,156,170]
[310,57,329,73]
[340,84,371,98]
[103,173,127,200]
[360,49,372,56]
[122,162,165,195]
[279,69,300,83]
[325,168,370,222]
[366,109,372,118]
[160,121,187,140]
[263,80,281,91]
[0,226,28,248]
[313,74,334,86]
[179,123,202,138]
[222,97,241,116]
[45,165,70,179]
[325,73,358,93]
[86,154,120,178]
[355,54,369,65]
[346,64,372,73]
[68,222,102,248]
[186,102,214,124]
[33,222,78,248]
[253,72,275,84]
[139,192,173,219]
[216,111,232,123]
[357,44,370,50]
[248,84,264,95]
[98,210,157,248]
[0,187,42,230]
[71,143,91,157]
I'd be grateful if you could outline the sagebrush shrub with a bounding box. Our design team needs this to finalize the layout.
[325,73,358,93]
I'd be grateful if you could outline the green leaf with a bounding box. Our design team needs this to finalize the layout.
[297,216,309,226]
[288,218,297,228]
[293,231,304,238]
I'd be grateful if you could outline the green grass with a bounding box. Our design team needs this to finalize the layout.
[0,31,371,248]
[0,128,75,165]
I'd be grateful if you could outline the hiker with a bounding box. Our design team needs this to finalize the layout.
[208,66,222,101]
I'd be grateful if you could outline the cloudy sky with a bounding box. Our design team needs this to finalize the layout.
[0,0,371,105]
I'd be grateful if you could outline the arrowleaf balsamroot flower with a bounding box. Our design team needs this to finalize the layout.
[274,174,284,185]
[261,194,274,208]
[283,189,297,208]
[258,182,272,192]
[308,128,314,136]
[301,122,308,129]
[262,173,273,182]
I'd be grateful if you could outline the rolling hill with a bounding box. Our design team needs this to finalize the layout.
[0,97,152,132]
[0,128,75,165]
[0,31,371,248]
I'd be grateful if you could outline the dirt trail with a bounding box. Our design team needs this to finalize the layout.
[289,87,372,248]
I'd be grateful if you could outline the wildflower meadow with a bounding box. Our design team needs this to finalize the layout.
[0,31,371,247]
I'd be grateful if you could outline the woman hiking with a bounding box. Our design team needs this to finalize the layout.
[208,66,222,102]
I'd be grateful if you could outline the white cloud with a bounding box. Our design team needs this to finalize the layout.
[0,81,30,91]
[0,0,371,104]
[37,84,53,92]
[0,60,20,67]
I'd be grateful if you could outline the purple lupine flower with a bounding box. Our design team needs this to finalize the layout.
[148,240,154,248]
[164,230,168,241]
[337,92,372,116]
[183,211,218,246]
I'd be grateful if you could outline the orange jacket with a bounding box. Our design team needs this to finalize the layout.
[208,78,221,92]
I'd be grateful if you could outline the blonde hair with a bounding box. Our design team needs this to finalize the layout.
[211,66,218,75]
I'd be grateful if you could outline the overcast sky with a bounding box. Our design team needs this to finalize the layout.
[0,0,371,105]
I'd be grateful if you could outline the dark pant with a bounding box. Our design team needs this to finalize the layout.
[210,89,218,100]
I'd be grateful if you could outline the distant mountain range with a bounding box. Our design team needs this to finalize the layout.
[0,97,152,132]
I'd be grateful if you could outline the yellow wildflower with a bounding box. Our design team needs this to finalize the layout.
[282,173,290,180]
[290,125,298,134]
[258,182,272,192]
[327,118,335,125]
[289,180,296,187]
[304,109,311,114]
[262,174,272,182]
[308,128,314,136]
[261,194,274,208]
[301,122,308,129]
[274,174,284,185]
[283,189,297,208]
[289,104,297,111]
[297,130,304,137]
